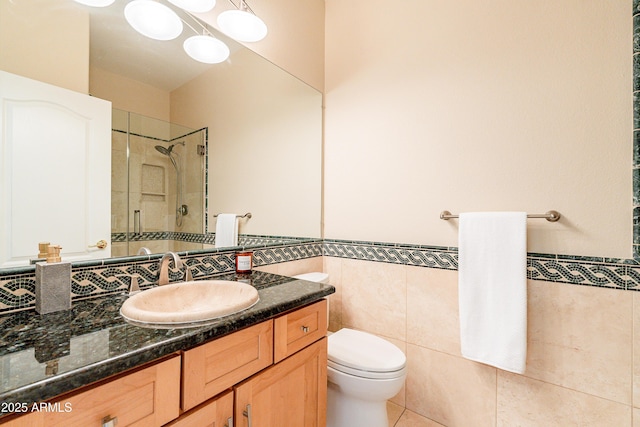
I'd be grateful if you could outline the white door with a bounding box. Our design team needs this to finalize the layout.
[0,71,112,267]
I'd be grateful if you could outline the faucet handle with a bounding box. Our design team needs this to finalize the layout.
[185,265,193,282]
[127,275,141,295]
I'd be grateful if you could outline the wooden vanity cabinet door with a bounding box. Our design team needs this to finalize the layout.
[274,299,327,362]
[234,337,327,427]
[182,320,274,411]
[165,390,233,427]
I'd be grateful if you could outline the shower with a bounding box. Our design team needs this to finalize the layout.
[155,141,187,227]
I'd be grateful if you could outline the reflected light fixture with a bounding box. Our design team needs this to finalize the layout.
[124,0,184,41]
[73,0,115,6]
[217,0,267,42]
[74,0,242,65]
[183,34,230,63]
[167,0,217,13]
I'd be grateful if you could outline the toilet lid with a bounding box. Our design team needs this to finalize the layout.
[292,272,329,284]
[328,328,406,373]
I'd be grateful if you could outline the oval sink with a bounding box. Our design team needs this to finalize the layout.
[120,280,259,326]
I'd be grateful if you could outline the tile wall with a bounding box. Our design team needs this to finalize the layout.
[323,239,640,426]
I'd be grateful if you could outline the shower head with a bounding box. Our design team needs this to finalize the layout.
[155,145,171,156]
[155,141,185,156]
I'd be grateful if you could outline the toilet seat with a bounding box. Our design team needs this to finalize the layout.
[328,328,406,380]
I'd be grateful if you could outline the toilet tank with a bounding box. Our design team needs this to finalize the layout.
[292,272,330,330]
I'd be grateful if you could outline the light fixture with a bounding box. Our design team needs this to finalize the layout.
[73,0,115,6]
[217,0,267,42]
[183,35,230,63]
[124,0,184,41]
[167,0,217,13]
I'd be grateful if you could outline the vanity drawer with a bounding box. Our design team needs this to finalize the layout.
[2,356,181,427]
[274,299,327,363]
[182,320,274,411]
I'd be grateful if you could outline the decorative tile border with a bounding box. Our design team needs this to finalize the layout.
[633,1,640,259]
[0,239,322,313]
[111,232,304,247]
[2,235,640,313]
[323,239,640,291]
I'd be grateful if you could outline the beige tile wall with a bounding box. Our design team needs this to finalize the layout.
[321,256,640,427]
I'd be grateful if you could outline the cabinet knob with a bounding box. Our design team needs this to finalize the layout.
[102,415,118,427]
[224,416,233,427]
[301,326,309,333]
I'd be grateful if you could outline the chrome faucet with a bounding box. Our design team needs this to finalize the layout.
[158,252,182,285]
[158,251,194,285]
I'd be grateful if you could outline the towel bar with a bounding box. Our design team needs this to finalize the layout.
[440,210,561,222]
[214,212,252,219]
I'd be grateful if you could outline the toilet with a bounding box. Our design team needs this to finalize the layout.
[292,273,407,427]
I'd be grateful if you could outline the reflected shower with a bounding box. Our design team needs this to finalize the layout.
[155,141,187,227]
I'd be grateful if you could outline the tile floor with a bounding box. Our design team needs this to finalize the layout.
[388,402,444,427]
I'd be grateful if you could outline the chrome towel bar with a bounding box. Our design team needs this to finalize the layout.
[440,210,561,222]
[213,212,252,219]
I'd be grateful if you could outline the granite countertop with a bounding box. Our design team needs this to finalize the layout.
[0,271,334,414]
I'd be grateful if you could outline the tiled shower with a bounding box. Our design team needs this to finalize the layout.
[110,109,206,257]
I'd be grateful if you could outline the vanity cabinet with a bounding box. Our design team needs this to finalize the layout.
[235,337,327,427]
[1,300,328,427]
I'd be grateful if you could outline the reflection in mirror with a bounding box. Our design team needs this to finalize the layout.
[111,110,206,257]
[0,0,322,270]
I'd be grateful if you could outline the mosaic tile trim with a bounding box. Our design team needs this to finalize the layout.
[633,1,640,259]
[111,232,306,246]
[0,239,322,313]
[3,235,640,313]
[323,239,640,291]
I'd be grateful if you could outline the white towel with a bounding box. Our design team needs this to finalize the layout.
[458,212,527,374]
[215,214,238,248]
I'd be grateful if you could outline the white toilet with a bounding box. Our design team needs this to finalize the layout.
[292,273,407,427]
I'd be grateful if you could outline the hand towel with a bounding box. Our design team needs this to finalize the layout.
[458,211,527,374]
[215,213,238,248]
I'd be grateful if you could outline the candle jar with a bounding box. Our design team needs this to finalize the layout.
[235,251,253,274]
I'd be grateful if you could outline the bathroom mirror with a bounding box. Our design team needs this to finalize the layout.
[0,0,322,266]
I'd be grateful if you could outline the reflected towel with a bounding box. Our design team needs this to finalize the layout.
[215,213,238,248]
[458,212,527,374]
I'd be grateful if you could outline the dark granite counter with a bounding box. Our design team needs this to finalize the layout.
[0,271,334,416]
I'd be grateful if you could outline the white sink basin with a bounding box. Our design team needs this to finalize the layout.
[120,280,259,326]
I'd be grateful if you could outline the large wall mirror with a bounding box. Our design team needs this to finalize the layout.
[0,0,322,266]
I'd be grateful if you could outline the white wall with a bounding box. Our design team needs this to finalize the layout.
[324,0,632,258]
[0,0,89,94]
[170,49,323,238]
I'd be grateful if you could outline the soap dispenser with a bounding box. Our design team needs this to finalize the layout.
[35,245,71,314]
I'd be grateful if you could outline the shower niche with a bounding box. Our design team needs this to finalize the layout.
[111,109,206,257]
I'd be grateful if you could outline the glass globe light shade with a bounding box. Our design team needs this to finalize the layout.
[183,35,230,64]
[73,0,115,6]
[217,9,267,42]
[124,0,183,41]
[167,0,216,13]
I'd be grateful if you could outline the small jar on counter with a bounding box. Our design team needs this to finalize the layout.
[235,251,253,274]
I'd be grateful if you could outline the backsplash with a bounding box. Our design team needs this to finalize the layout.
[0,237,322,313]
[1,236,639,313]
